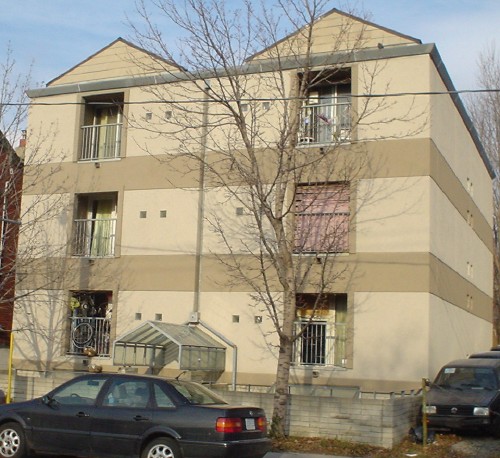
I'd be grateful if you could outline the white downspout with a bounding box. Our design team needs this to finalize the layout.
[193,82,209,318]
[191,82,238,390]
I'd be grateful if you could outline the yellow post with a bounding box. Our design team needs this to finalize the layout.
[6,331,14,403]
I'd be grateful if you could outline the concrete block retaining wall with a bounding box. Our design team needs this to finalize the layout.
[216,389,420,448]
[0,371,420,448]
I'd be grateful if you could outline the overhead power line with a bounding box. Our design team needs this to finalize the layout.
[2,88,500,107]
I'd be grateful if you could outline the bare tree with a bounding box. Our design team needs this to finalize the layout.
[467,44,500,346]
[0,44,30,345]
[0,45,73,361]
[0,44,31,144]
[129,0,423,435]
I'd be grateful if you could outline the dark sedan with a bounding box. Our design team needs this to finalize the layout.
[0,373,271,458]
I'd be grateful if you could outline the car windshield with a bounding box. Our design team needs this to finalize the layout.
[170,381,228,405]
[50,377,108,405]
[434,367,498,391]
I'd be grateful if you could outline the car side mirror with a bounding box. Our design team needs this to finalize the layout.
[42,395,55,406]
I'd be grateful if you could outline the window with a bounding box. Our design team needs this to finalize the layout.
[80,93,123,161]
[293,294,347,367]
[435,367,498,391]
[299,71,351,145]
[294,183,349,253]
[52,377,108,406]
[68,291,112,357]
[298,320,327,365]
[153,383,175,408]
[169,380,227,405]
[102,379,150,408]
[73,193,117,257]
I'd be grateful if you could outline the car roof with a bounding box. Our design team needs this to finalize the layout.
[75,372,189,383]
[469,351,500,359]
[442,358,500,369]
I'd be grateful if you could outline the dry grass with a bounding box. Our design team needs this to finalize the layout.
[271,434,468,457]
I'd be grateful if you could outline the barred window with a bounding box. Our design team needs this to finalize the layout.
[294,293,347,367]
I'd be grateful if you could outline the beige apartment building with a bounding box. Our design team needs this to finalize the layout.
[15,9,493,392]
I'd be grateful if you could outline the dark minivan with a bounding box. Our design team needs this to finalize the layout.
[469,345,500,359]
[423,358,500,437]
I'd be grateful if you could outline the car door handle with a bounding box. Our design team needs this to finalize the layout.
[76,411,90,417]
[133,415,150,422]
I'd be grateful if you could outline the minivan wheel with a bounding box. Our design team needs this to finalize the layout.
[142,437,180,458]
[0,423,26,458]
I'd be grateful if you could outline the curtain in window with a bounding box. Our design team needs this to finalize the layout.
[95,107,121,159]
[90,199,114,256]
[334,298,347,367]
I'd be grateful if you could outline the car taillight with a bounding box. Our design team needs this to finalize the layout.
[216,417,243,433]
[256,416,267,433]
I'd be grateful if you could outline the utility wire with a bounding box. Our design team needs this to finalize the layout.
[2,88,500,107]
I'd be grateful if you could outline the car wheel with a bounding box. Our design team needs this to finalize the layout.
[142,437,180,458]
[0,423,26,458]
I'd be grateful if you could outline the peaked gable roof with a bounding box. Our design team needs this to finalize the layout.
[48,38,179,87]
[248,8,421,62]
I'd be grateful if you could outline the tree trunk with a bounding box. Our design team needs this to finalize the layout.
[271,286,296,437]
[271,332,294,437]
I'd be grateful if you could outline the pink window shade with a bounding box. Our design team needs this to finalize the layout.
[294,183,349,253]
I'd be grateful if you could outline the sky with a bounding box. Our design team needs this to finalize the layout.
[0,0,499,91]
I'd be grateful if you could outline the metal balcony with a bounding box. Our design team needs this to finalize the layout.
[73,218,116,257]
[68,316,111,356]
[80,123,122,161]
[298,101,351,145]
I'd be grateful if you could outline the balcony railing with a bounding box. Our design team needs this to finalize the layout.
[73,218,116,257]
[298,100,351,145]
[68,316,111,356]
[80,123,122,161]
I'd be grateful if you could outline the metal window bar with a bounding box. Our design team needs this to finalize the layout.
[73,218,116,257]
[298,100,351,145]
[293,321,327,365]
[293,321,346,367]
[80,123,122,161]
[68,316,111,356]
